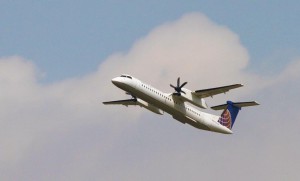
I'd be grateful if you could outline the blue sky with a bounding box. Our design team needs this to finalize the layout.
[1,1,299,81]
[1,1,300,180]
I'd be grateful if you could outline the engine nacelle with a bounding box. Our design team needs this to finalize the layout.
[180,88,208,109]
[137,98,164,115]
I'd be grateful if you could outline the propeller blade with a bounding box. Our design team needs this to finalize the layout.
[170,84,176,89]
[170,77,187,96]
[180,82,187,88]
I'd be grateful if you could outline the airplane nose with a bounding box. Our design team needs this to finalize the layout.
[111,77,118,84]
[111,77,122,86]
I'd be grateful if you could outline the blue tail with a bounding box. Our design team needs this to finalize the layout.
[211,101,259,130]
[217,101,240,129]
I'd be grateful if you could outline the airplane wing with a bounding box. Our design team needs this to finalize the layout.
[104,98,164,114]
[193,84,243,98]
[103,98,137,106]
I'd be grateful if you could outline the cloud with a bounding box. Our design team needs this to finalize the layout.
[99,13,249,88]
[0,13,299,180]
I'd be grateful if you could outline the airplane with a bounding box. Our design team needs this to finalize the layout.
[103,74,259,134]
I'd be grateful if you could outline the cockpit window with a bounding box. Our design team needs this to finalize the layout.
[120,75,132,79]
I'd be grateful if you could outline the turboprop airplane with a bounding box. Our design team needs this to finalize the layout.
[103,74,259,134]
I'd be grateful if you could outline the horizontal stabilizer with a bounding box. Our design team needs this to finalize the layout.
[211,101,259,110]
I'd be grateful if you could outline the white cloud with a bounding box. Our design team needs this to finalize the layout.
[99,13,249,89]
[0,13,299,180]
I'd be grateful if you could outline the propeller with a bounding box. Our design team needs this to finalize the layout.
[170,77,187,96]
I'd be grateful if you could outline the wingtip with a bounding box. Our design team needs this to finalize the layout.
[253,101,260,105]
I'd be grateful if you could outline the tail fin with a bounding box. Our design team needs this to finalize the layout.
[211,101,259,129]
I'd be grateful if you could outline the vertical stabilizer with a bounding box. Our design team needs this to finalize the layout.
[211,101,259,130]
[217,101,240,129]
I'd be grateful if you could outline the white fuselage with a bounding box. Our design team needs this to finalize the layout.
[112,76,232,134]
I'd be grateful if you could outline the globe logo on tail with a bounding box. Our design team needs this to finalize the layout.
[218,109,232,129]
